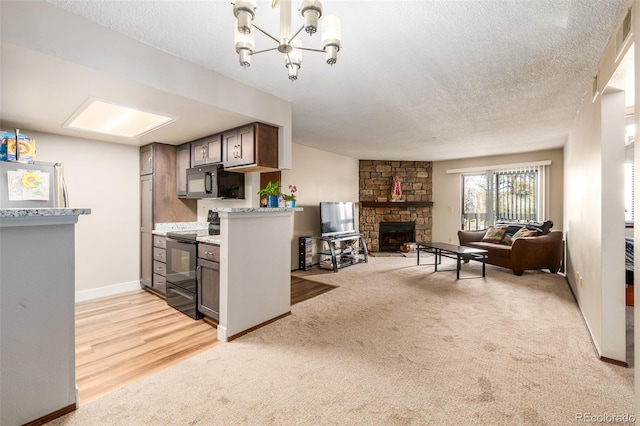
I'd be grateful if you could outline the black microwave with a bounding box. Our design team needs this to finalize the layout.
[186,164,245,199]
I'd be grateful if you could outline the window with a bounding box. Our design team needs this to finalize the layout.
[460,163,548,230]
[462,174,490,231]
[495,169,538,222]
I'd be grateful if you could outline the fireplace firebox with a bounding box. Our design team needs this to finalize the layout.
[379,221,416,252]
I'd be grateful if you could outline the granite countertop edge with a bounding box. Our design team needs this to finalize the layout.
[0,208,92,217]
[210,207,303,213]
[196,235,221,245]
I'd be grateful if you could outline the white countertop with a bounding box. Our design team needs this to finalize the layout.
[197,235,221,245]
[153,221,208,234]
[151,223,220,244]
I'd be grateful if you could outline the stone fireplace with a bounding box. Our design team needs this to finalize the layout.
[379,221,416,252]
[359,160,433,252]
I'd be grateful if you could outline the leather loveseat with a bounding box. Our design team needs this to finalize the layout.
[458,221,563,276]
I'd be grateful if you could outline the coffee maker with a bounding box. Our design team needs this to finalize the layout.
[207,210,220,235]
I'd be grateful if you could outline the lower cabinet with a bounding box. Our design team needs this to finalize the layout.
[197,243,220,321]
[152,235,167,295]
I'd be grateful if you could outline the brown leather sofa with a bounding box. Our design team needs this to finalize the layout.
[458,226,563,276]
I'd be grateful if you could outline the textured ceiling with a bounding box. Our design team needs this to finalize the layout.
[8,1,632,161]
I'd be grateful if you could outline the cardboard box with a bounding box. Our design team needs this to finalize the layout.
[1,132,35,163]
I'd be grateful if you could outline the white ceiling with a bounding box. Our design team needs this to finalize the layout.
[0,0,630,161]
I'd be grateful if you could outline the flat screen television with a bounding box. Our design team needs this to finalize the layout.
[320,202,356,237]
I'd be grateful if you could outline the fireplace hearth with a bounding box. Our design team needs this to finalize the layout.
[379,221,415,252]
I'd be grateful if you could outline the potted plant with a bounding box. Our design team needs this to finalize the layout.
[257,181,281,208]
[282,184,297,208]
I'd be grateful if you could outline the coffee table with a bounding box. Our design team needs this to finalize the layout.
[416,242,488,279]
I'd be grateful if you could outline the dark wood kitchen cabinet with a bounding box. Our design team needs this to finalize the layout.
[191,134,222,166]
[152,235,167,295]
[140,144,154,175]
[176,143,191,197]
[197,243,220,321]
[222,122,278,171]
[140,174,153,287]
[140,143,197,293]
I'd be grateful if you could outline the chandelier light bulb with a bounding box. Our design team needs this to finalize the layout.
[300,0,323,35]
[233,0,257,34]
[287,63,300,81]
[322,15,341,65]
[238,49,251,68]
[235,23,255,68]
[285,37,303,81]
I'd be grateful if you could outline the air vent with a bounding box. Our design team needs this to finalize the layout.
[616,8,632,57]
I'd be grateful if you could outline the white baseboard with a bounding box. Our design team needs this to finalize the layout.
[75,280,142,303]
[217,325,228,343]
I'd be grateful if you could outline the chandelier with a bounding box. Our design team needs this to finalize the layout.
[232,0,342,81]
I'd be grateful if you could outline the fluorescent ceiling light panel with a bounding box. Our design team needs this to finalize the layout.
[65,98,176,138]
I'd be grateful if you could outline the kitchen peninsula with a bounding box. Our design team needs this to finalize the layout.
[157,207,301,342]
[0,208,91,425]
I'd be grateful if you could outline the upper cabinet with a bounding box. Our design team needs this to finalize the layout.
[223,123,278,172]
[222,126,252,168]
[176,143,191,198]
[191,134,222,166]
[140,144,154,175]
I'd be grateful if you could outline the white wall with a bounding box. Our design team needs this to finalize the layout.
[432,149,564,245]
[564,4,632,362]
[23,129,140,293]
[281,143,360,269]
[566,92,605,352]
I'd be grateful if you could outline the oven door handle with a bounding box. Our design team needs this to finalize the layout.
[168,286,194,301]
[166,237,197,245]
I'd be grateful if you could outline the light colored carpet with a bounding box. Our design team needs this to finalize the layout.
[368,251,405,257]
[50,257,634,425]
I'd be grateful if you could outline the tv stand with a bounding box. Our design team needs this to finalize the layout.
[319,233,368,272]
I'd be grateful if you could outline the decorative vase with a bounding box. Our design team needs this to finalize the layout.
[267,195,279,208]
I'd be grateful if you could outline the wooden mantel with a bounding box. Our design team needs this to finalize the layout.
[360,201,433,208]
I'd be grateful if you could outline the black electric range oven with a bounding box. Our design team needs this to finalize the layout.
[165,230,212,319]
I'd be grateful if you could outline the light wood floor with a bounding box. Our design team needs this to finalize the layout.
[75,290,220,405]
[75,276,336,405]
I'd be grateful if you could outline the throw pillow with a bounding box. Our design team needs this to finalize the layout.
[501,231,515,245]
[482,226,508,243]
[510,227,537,244]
